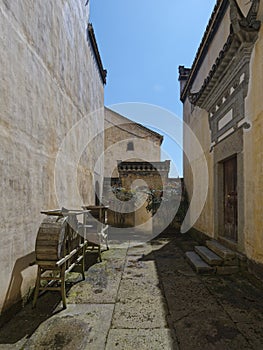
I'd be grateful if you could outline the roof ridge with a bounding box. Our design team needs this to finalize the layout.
[180,0,229,101]
[105,107,164,141]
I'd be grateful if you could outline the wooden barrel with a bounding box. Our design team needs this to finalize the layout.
[35,216,67,261]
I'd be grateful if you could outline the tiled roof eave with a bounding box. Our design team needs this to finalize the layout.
[118,161,170,173]
[180,0,229,102]
[188,33,234,106]
[88,23,107,85]
[181,0,261,103]
[188,26,260,108]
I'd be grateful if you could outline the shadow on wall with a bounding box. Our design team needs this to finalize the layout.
[1,251,36,324]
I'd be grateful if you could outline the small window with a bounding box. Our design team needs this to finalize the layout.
[127,141,134,151]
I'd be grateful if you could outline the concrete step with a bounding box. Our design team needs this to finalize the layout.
[194,246,223,266]
[206,240,236,260]
[185,251,215,274]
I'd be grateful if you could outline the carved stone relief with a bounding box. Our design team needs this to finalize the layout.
[208,48,250,143]
[188,0,261,145]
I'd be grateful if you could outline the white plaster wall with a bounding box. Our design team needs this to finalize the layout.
[184,2,263,264]
[243,4,263,264]
[0,0,104,312]
[183,101,214,236]
[183,4,234,237]
[104,108,162,178]
[192,7,231,92]
[236,0,251,17]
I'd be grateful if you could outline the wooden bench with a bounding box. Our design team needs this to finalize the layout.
[33,206,109,308]
[33,209,89,309]
[82,205,109,262]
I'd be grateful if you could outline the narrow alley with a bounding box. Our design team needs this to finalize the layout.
[0,230,263,350]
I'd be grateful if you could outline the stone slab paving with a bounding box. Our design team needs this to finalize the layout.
[24,304,114,350]
[174,310,251,350]
[0,338,28,350]
[201,274,263,347]
[153,231,263,349]
[111,245,169,330]
[67,248,127,304]
[1,231,263,349]
[106,329,174,350]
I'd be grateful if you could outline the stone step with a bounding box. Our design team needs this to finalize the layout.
[206,240,236,260]
[216,265,239,275]
[194,246,223,266]
[185,251,215,274]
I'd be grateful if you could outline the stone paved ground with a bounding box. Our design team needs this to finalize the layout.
[0,230,263,349]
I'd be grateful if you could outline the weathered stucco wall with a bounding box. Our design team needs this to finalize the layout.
[104,108,162,178]
[236,0,252,17]
[182,5,233,238]
[192,6,231,92]
[119,162,170,231]
[183,1,263,267]
[183,101,214,237]
[243,6,263,264]
[0,0,104,313]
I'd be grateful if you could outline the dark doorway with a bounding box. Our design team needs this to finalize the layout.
[223,156,238,242]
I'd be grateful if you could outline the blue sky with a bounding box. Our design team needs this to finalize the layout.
[90,1,216,176]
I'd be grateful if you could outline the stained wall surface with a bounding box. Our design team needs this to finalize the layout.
[243,7,263,263]
[182,6,232,237]
[0,0,104,312]
[182,1,263,266]
[104,108,162,178]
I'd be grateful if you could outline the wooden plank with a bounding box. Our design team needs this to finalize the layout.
[36,246,59,253]
[37,227,61,234]
[36,236,61,242]
[35,261,58,266]
[36,240,59,247]
[36,253,59,261]
[39,287,62,291]
[40,224,63,229]
[38,276,61,281]
[65,255,84,273]
[56,242,87,266]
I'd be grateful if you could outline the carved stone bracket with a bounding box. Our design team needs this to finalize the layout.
[188,0,261,145]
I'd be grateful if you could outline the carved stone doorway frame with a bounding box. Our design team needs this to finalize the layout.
[214,128,244,252]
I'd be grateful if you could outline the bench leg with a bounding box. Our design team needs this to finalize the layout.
[98,245,102,262]
[60,265,67,309]
[32,266,41,308]
[106,233,109,250]
[81,246,86,280]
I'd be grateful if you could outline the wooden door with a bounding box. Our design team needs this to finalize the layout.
[223,156,238,241]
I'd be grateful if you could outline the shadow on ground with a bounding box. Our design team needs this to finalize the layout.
[1,229,263,349]
[140,229,263,349]
[0,252,99,345]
